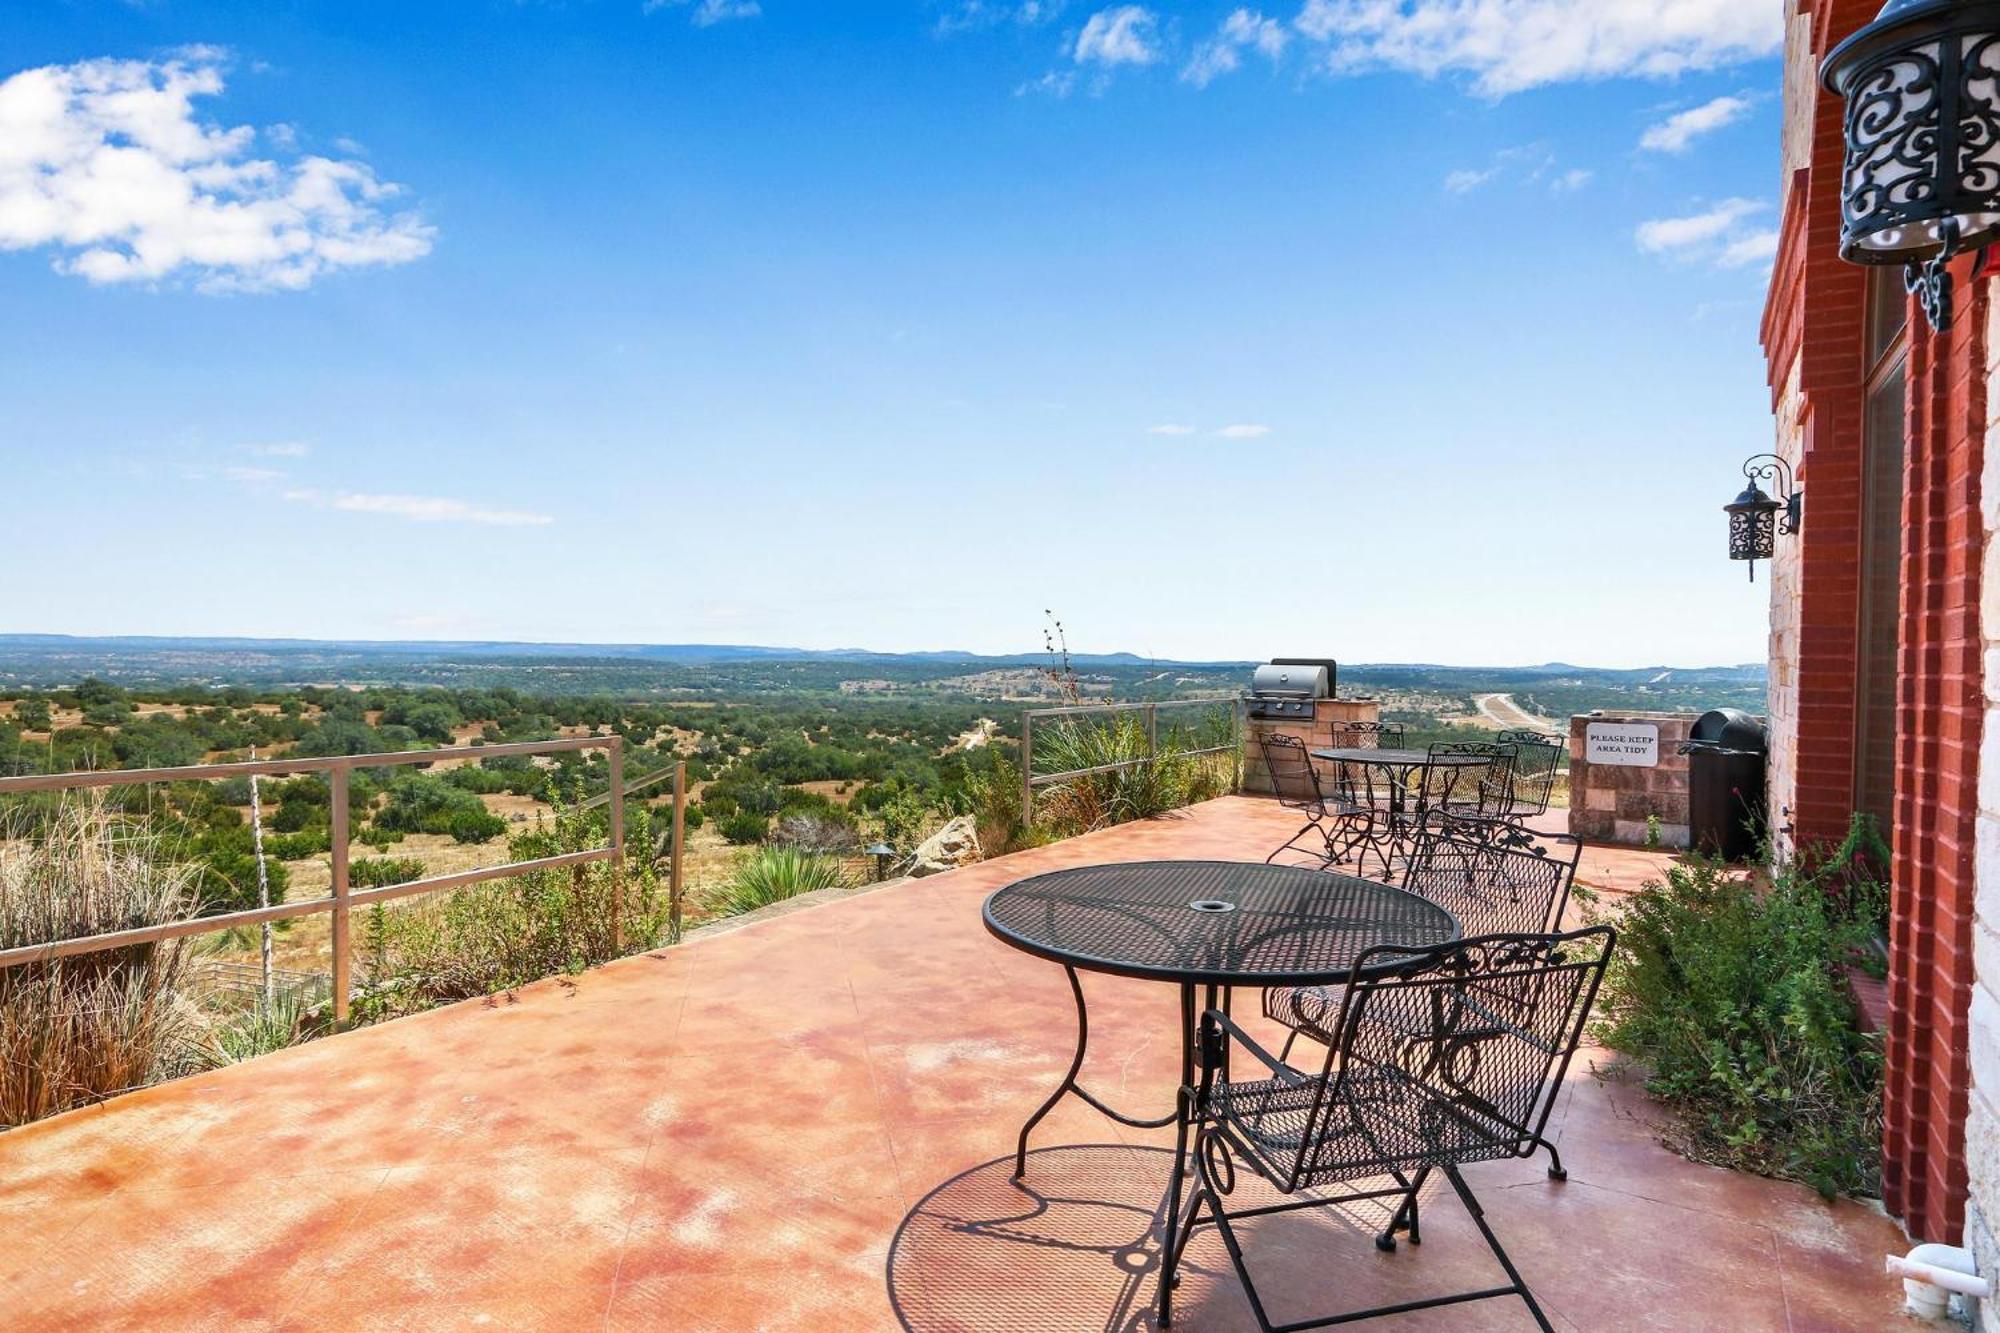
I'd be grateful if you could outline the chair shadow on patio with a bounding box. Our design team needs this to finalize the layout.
[888,1144,1492,1333]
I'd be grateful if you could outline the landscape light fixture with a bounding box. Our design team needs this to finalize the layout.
[1726,454,1803,583]
[1821,0,2000,332]
[864,842,896,882]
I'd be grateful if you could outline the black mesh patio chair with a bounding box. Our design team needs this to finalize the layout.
[1493,729,1563,818]
[1317,722,1404,814]
[1420,741,1519,821]
[1403,812,1582,940]
[1257,733,1379,869]
[1161,928,1616,1332]
[1325,720,1405,749]
[1260,811,1582,1064]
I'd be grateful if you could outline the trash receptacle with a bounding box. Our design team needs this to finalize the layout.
[1681,709,1768,861]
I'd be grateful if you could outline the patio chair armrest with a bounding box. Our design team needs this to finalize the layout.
[1201,1009,1308,1084]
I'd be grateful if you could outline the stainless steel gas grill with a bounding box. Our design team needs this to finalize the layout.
[1246,659,1335,721]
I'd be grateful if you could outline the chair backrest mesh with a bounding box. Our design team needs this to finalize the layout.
[1423,741,1517,816]
[1298,929,1614,1182]
[1494,730,1561,816]
[1258,733,1324,811]
[1403,814,1580,937]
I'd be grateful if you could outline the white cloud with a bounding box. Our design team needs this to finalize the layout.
[937,1,1064,34]
[1148,423,1197,435]
[220,465,282,484]
[1074,6,1159,66]
[248,441,311,458]
[1636,198,1774,270]
[644,0,762,23]
[1636,198,1762,255]
[1016,69,1078,97]
[1292,0,1782,96]
[1640,94,1752,153]
[1184,9,1288,87]
[1442,143,1580,195]
[1718,228,1779,268]
[0,53,434,291]
[1217,423,1270,438]
[282,488,555,527]
[1444,165,1499,194]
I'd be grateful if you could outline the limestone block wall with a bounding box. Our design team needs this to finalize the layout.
[1565,712,1697,850]
[1962,288,2000,1328]
[1767,360,1806,856]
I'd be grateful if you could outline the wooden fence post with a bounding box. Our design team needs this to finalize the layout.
[1020,712,1035,831]
[669,760,687,942]
[608,738,625,954]
[329,765,351,1028]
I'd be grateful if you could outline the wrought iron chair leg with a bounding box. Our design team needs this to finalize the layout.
[1014,965,1088,1179]
[1379,1164,1431,1249]
[1535,1136,1567,1181]
[1157,985,1198,1328]
[1444,1166,1555,1333]
[1276,1027,1300,1064]
[1190,1132,1282,1333]
[1266,817,1323,865]
[1160,1174,1208,1324]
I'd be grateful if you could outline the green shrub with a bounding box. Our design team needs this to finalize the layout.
[264,829,329,861]
[351,856,425,889]
[717,810,769,845]
[447,807,506,845]
[355,804,671,1016]
[1596,834,1884,1200]
[716,846,847,917]
[373,772,502,842]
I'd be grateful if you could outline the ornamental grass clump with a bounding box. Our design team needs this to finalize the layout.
[0,794,203,1125]
[1032,714,1232,836]
[1595,825,1885,1200]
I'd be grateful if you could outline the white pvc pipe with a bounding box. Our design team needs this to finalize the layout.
[1888,1245,1991,1319]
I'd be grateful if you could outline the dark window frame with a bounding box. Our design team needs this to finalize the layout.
[1854,270,1908,838]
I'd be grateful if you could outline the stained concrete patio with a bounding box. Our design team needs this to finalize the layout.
[0,796,1908,1330]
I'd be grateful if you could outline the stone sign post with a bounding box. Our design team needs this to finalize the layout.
[1568,712,1693,849]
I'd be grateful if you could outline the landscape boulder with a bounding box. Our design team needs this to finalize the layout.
[907,815,982,878]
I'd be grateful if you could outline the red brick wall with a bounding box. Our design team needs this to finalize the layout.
[1789,14,1871,851]
[1763,0,1989,1243]
[1885,271,1987,1239]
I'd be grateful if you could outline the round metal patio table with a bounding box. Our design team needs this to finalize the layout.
[1313,746,1488,822]
[982,860,1459,1322]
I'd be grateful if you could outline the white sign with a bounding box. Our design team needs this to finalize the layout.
[1586,722,1659,768]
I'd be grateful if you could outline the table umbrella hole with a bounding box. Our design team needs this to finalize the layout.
[1188,899,1238,914]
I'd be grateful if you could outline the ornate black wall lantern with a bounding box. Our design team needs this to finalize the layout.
[1727,455,1803,583]
[1821,0,2000,332]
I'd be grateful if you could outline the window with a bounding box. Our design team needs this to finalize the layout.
[1855,268,1907,835]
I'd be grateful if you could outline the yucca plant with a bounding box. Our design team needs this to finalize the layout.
[716,845,847,917]
[198,988,306,1067]
[0,793,203,1125]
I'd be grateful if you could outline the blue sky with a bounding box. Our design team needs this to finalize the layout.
[1,1,1784,667]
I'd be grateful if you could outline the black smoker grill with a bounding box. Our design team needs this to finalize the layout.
[1247,658,1338,721]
